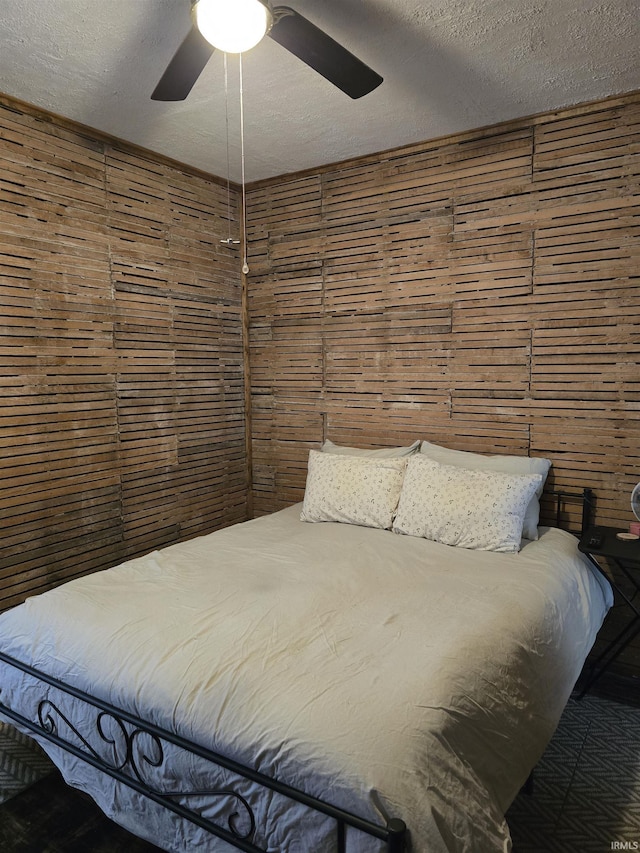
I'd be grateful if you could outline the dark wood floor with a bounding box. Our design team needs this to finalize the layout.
[0,771,162,853]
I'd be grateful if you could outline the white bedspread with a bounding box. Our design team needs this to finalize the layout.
[0,505,611,852]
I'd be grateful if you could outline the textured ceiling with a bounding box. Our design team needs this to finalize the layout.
[0,0,638,183]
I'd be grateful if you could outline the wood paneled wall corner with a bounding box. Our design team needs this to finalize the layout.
[0,99,248,610]
[245,92,640,529]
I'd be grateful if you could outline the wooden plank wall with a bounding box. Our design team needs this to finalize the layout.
[246,92,640,532]
[0,98,247,611]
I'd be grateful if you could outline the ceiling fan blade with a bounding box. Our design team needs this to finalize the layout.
[269,7,382,99]
[151,26,215,101]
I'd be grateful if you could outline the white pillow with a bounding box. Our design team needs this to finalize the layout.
[301,450,406,530]
[393,456,542,553]
[322,439,420,458]
[419,441,551,540]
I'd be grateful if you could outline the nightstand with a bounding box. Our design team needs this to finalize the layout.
[577,526,640,696]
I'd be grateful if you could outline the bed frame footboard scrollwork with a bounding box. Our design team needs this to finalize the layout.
[0,650,407,853]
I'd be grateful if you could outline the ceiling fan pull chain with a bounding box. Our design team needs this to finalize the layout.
[220,53,239,247]
[239,52,249,275]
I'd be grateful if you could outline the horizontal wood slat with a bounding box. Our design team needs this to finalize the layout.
[0,101,247,610]
[247,92,640,674]
[246,92,640,532]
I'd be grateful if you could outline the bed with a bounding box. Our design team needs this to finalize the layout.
[0,445,612,853]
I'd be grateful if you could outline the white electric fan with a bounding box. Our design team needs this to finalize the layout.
[632,482,640,522]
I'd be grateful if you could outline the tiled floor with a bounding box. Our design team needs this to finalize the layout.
[0,721,52,806]
[507,694,640,852]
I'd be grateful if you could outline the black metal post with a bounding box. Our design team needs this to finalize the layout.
[386,818,407,852]
[581,487,594,533]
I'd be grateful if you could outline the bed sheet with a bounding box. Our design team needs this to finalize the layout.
[0,505,612,852]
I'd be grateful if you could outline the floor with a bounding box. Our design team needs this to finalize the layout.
[0,771,160,852]
[507,692,640,852]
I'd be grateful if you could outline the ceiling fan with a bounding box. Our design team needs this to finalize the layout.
[151,0,383,101]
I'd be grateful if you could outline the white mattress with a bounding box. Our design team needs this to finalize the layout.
[0,505,612,852]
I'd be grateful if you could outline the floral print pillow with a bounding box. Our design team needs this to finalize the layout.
[300,450,406,530]
[393,456,542,552]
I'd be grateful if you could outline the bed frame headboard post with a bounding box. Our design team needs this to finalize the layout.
[581,487,594,534]
[547,487,594,535]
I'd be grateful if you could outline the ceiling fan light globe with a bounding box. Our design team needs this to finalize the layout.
[193,0,271,54]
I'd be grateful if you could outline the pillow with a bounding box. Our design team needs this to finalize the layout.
[300,450,406,530]
[322,438,420,458]
[393,456,542,553]
[419,441,551,540]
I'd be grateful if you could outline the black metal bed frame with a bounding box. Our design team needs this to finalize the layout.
[542,486,593,536]
[0,649,407,851]
[0,487,594,852]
